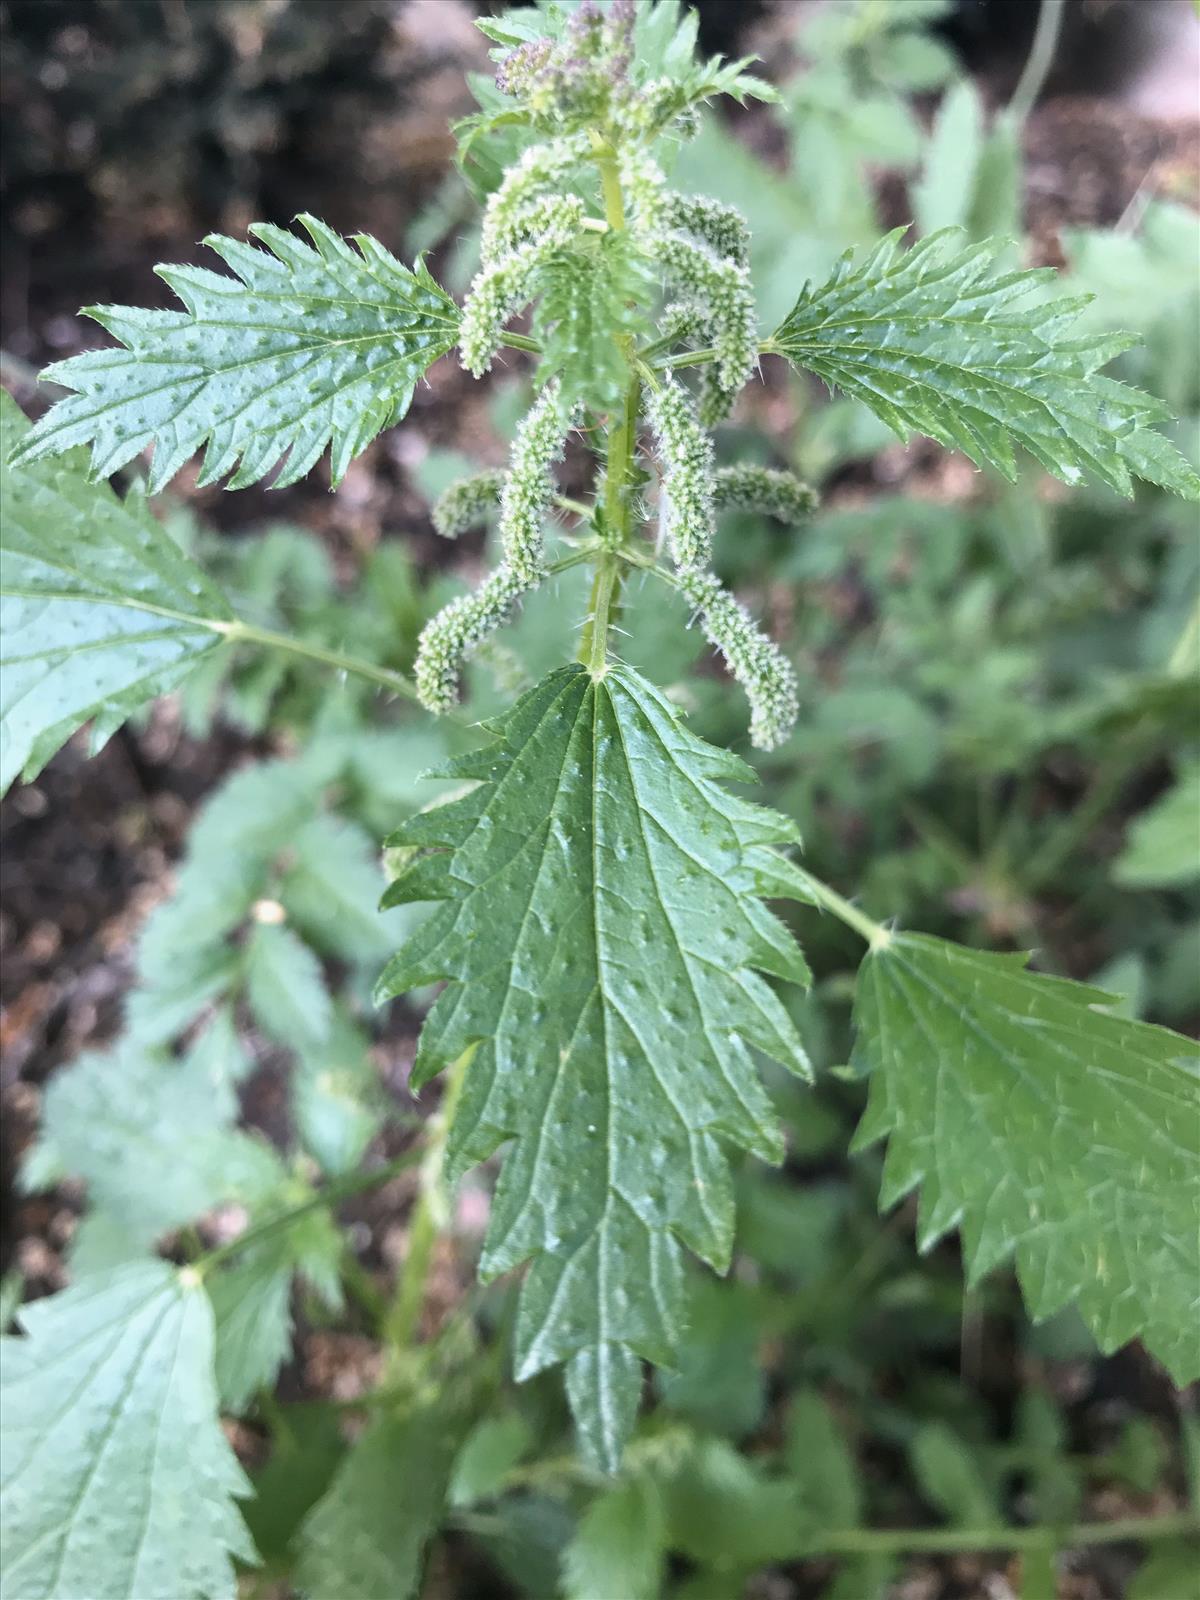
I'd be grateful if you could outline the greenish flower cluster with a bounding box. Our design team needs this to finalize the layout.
[678,568,799,751]
[439,0,800,747]
[493,0,638,133]
[645,377,716,572]
[415,383,572,712]
[713,464,818,523]
[431,470,506,539]
[460,197,583,376]
[662,194,750,268]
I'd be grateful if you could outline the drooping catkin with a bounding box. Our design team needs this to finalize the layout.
[678,567,799,751]
[713,464,818,524]
[657,232,757,395]
[414,570,524,714]
[644,378,716,573]
[662,194,750,268]
[432,471,506,538]
[497,380,572,585]
[460,198,582,376]
[480,134,592,257]
[414,382,573,712]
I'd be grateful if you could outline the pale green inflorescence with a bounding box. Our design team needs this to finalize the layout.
[662,194,751,268]
[713,463,818,523]
[480,133,594,258]
[644,377,716,573]
[678,567,799,752]
[431,470,506,539]
[415,382,573,713]
[460,197,583,376]
[656,233,757,395]
[439,0,799,749]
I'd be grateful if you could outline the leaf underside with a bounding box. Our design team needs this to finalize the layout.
[851,932,1200,1382]
[376,662,812,1470]
[0,1262,253,1600]
[0,393,231,793]
[9,215,460,492]
[771,228,1200,500]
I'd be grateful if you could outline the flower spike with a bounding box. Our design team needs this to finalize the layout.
[678,568,799,750]
[645,377,716,573]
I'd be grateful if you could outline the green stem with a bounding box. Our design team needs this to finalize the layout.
[499,331,542,355]
[578,557,624,677]
[1008,0,1066,127]
[384,1045,475,1354]
[192,1148,424,1277]
[654,344,722,371]
[210,618,423,704]
[797,867,891,950]
[815,1510,1198,1558]
[591,133,626,230]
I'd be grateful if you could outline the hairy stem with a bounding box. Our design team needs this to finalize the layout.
[795,866,891,950]
[580,128,640,663]
[579,557,624,677]
[210,618,424,703]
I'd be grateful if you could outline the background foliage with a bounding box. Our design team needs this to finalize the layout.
[1,2,1198,1598]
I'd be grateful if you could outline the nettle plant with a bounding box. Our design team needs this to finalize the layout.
[2,3,1199,1595]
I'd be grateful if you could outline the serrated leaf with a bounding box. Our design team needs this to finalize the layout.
[242,1403,345,1571]
[376,663,811,1470]
[280,812,397,964]
[209,1202,342,1412]
[914,81,983,238]
[21,1037,283,1270]
[10,216,460,492]
[209,1253,293,1414]
[294,1010,383,1176]
[449,1412,533,1507]
[0,392,231,793]
[655,1278,766,1440]
[0,1262,253,1599]
[533,233,655,411]
[562,1476,665,1600]
[1113,762,1200,888]
[850,933,1200,1381]
[784,1390,863,1530]
[770,229,1200,499]
[909,1421,998,1528]
[295,1401,464,1600]
[126,757,327,1044]
[1128,1540,1200,1600]
[245,920,333,1053]
[657,1436,808,1571]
